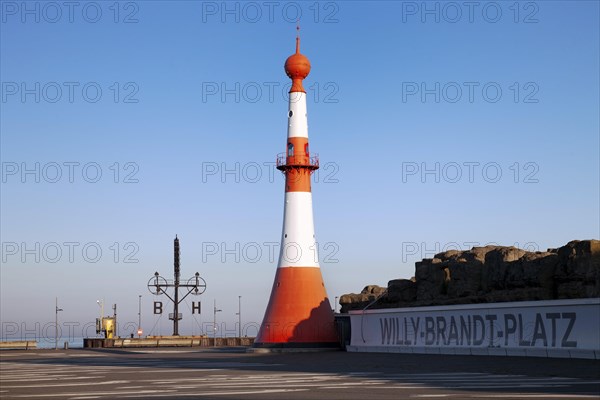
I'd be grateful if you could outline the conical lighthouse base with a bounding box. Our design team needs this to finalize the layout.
[251,267,340,352]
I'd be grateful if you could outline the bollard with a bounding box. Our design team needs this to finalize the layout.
[64,341,69,350]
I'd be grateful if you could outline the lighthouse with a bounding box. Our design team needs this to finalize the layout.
[253,32,339,349]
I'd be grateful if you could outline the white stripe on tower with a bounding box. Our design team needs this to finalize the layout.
[278,191,319,268]
[288,91,308,139]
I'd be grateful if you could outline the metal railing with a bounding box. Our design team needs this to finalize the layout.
[276,153,319,168]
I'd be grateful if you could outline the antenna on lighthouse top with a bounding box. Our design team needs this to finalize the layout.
[296,22,300,53]
[284,22,310,92]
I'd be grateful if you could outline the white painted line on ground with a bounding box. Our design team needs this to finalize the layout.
[148,376,343,385]
[191,374,340,381]
[2,380,130,389]
[94,368,219,374]
[1,366,114,373]
[321,386,428,390]
[334,382,387,386]
[1,376,101,382]
[9,389,176,398]
[116,386,147,390]
[121,388,310,398]
[140,377,226,383]
[69,397,101,399]
[170,382,386,390]
[67,354,106,357]
[0,375,70,379]
[154,379,331,386]
[0,353,39,357]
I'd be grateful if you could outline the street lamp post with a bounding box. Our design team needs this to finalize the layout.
[138,295,142,338]
[55,297,63,350]
[97,299,104,320]
[213,299,221,347]
[235,296,242,338]
[113,304,117,338]
[96,299,104,338]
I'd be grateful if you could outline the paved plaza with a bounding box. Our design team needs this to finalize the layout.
[1,348,599,399]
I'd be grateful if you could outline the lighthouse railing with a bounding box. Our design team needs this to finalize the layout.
[276,153,319,168]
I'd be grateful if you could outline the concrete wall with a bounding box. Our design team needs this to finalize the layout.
[347,298,600,359]
[0,341,37,350]
[83,337,255,348]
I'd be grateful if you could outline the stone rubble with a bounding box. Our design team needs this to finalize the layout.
[339,240,600,313]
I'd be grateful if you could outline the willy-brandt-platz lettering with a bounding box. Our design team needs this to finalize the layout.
[378,312,577,348]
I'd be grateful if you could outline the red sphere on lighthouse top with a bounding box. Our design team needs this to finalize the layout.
[284,27,311,93]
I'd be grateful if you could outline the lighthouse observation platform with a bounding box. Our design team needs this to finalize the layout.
[276,153,319,171]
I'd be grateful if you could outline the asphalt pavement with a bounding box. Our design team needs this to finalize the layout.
[1,347,599,399]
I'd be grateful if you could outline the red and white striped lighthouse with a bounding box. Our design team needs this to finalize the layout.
[253,32,339,350]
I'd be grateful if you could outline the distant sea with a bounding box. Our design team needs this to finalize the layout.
[40,337,86,349]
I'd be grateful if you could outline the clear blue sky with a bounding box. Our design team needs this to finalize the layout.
[1,1,598,340]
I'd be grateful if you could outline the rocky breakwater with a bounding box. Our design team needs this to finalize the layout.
[340,240,600,313]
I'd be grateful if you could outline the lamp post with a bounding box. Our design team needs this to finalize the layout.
[147,237,206,336]
[138,295,142,338]
[334,296,338,313]
[112,303,117,338]
[55,297,63,350]
[235,296,242,338]
[213,299,221,347]
[96,299,104,320]
[96,299,103,338]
